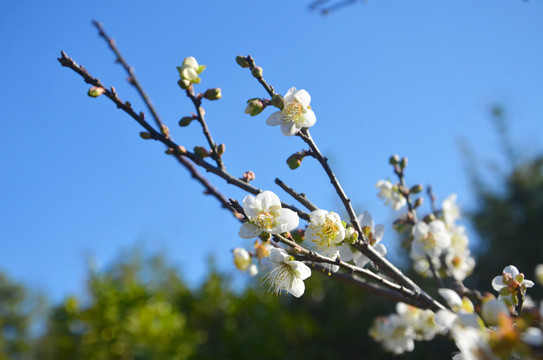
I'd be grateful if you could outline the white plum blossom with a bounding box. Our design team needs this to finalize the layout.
[177,56,205,83]
[232,247,252,271]
[396,302,442,341]
[442,193,460,227]
[262,248,311,298]
[306,209,345,272]
[239,191,299,239]
[481,298,509,326]
[375,179,406,210]
[522,327,543,346]
[370,315,415,355]
[491,265,534,306]
[266,87,316,136]
[411,220,451,259]
[340,211,386,268]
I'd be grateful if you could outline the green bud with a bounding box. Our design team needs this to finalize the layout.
[194,146,209,158]
[139,131,151,140]
[244,98,265,116]
[271,94,284,110]
[400,157,408,169]
[87,86,105,97]
[179,116,194,127]
[286,152,305,170]
[197,64,206,74]
[160,125,170,137]
[178,79,191,90]
[251,66,263,78]
[177,145,187,154]
[389,154,400,165]
[259,232,271,242]
[203,88,222,100]
[165,148,174,155]
[410,184,423,194]
[414,197,424,208]
[236,55,250,68]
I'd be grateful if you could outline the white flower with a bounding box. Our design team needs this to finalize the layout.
[396,302,442,341]
[339,211,386,268]
[481,298,509,326]
[239,191,299,239]
[370,315,415,355]
[442,193,460,227]
[306,209,345,273]
[262,248,311,297]
[248,263,258,277]
[375,179,406,210]
[491,265,534,306]
[522,327,543,346]
[232,247,252,271]
[411,220,451,259]
[266,87,316,136]
[445,251,475,281]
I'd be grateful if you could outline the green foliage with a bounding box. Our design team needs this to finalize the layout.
[470,155,543,297]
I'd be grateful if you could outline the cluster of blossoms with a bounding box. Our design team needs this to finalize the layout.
[370,302,444,355]
[408,194,475,282]
[372,267,543,359]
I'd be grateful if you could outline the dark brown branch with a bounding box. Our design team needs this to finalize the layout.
[275,178,318,212]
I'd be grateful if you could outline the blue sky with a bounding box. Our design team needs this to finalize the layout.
[1,0,543,301]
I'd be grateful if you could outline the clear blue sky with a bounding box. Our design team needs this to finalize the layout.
[1,0,542,301]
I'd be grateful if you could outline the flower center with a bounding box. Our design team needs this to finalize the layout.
[313,219,339,247]
[283,102,303,123]
[422,233,437,250]
[254,211,274,230]
[264,263,295,296]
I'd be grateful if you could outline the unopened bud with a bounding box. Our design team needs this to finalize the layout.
[242,170,255,182]
[203,88,222,100]
[178,79,191,90]
[414,197,424,208]
[88,86,105,97]
[259,232,271,242]
[254,240,270,259]
[160,125,170,137]
[410,184,423,194]
[245,98,265,116]
[194,146,209,158]
[389,154,400,165]
[251,66,263,78]
[216,144,225,156]
[271,94,284,110]
[344,228,358,244]
[179,116,194,127]
[286,152,305,170]
[400,157,408,169]
[235,55,250,68]
[177,145,187,154]
[165,148,174,155]
[139,131,151,140]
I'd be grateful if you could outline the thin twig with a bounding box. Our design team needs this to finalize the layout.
[57,51,310,222]
[186,89,225,170]
[275,178,318,212]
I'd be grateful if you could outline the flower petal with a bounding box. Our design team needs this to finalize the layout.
[284,87,297,103]
[258,190,281,210]
[374,224,385,242]
[338,243,354,262]
[288,278,305,298]
[290,261,311,280]
[266,111,283,126]
[413,222,429,240]
[503,265,519,277]
[281,121,300,136]
[242,194,258,218]
[272,208,299,234]
[491,276,505,291]
[302,109,316,128]
[294,89,311,108]
[239,222,260,239]
[269,247,289,263]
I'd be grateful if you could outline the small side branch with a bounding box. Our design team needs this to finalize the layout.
[275,178,318,212]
